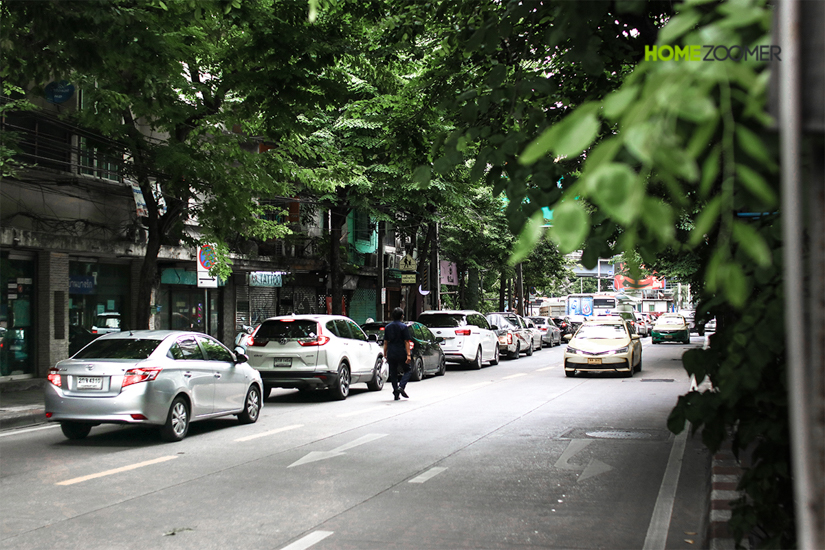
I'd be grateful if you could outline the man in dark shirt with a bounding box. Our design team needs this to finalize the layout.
[383,307,413,400]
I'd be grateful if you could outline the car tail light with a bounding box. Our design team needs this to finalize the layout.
[455,329,472,336]
[539,327,548,332]
[48,368,62,387]
[91,329,98,334]
[299,335,331,346]
[130,414,148,420]
[248,336,269,346]
[122,367,162,388]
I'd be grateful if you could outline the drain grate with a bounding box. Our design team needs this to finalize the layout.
[640,378,675,382]
[559,427,671,441]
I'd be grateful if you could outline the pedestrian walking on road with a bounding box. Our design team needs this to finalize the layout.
[383,307,413,400]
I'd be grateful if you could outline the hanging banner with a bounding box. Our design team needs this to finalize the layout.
[440,260,457,285]
[197,244,218,288]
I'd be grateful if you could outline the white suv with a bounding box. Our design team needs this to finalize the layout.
[245,314,385,400]
[417,310,499,369]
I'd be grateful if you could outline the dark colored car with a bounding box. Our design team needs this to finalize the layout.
[361,321,446,381]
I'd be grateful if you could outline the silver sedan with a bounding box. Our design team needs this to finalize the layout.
[45,330,263,442]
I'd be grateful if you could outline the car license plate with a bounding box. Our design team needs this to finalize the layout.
[587,358,602,365]
[273,357,292,367]
[664,334,673,339]
[77,376,103,390]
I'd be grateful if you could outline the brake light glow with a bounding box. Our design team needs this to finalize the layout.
[249,336,268,346]
[122,367,162,388]
[48,368,62,387]
[299,335,330,346]
[455,329,472,336]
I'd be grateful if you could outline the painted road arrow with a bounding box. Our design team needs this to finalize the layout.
[288,433,387,468]
[554,439,614,482]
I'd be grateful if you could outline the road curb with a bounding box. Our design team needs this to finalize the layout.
[0,407,47,431]
[708,446,748,550]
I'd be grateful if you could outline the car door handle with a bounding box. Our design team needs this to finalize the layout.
[214,373,221,378]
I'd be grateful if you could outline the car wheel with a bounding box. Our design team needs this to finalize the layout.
[367,357,385,391]
[526,340,534,356]
[470,347,483,369]
[489,345,500,366]
[436,355,447,376]
[565,369,576,377]
[411,357,424,382]
[262,386,272,400]
[238,385,261,424]
[160,396,190,442]
[624,359,635,378]
[510,342,520,360]
[636,356,642,373]
[61,422,92,440]
[329,363,350,400]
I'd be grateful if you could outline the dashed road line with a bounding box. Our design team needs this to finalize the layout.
[337,406,384,418]
[235,424,303,442]
[280,530,334,550]
[502,373,527,380]
[56,456,178,486]
[409,466,447,484]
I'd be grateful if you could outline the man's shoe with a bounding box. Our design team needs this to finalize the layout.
[399,388,409,398]
[393,389,401,400]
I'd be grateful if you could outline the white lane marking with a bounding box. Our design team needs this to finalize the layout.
[288,433,387,468]
[502,373,527,380]
[56,455,178,486]
[642,428,689,550]
[235,424,303,442]
[465,381,493,390]
[279,531,334,550]
[409,467,447,484]
[0,424,60,438]
[537,366,555,372]
[337,406,384,418]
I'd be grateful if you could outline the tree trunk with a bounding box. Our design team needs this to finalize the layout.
[467,268,480,311]
[499,271,507,312]
[328,204,349,315]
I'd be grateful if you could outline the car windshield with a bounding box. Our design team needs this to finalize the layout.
[418,314,465,328]
[361,323,387,337]
[575,324,628,339]
[528,317,545,325]
[256,320,318,339]
[73,338,161,359]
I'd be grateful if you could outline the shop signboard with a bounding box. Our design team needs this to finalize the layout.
[250,272,282,287]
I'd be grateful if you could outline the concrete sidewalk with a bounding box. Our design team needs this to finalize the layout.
[0,379,47,430]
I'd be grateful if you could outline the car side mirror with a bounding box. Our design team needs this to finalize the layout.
[490,325,498,331]
[436,337,445,344]
[564,334,572,341]
[368,334,378,342]
[234,351,249,363]
[631,334,640,340]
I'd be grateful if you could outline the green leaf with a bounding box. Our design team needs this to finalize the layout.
[699,145,721,197]
[735,124,775,169]
[732,220,772,267]
[548,200,590,253]
[519,104,600,165]
[509,211,546,265]
[722,262,749,308]
[688,196,722,246]
[412,165,431,188]
[585,162,643,226]
[603,85,639,120]
[736,163,777,207]
[658,10,702,44]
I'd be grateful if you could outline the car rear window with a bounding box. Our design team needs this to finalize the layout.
[73,338,161,359]
[418,314,466,328]
[256,319,319,339]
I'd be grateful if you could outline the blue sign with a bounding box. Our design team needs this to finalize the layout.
[69,276,95,294]
[44,80,75,104]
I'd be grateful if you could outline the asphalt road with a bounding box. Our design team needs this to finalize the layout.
[0,336,710,550]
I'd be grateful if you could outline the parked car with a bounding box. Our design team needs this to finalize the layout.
[245,314,385,400]
[485,312,534,359]
[551,317,573,340]
[361,320,446,380]
[417,310,499,369]
[529,316,562,347]
[91,312,121,335]
[561,315,588,339]
[564,317,642,378]
[44,330,263,441]
[632,311,649,337]
[651,313,691,344]
[521,316,544,351]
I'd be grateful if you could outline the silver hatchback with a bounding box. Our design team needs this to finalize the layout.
[45,330,263,442]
